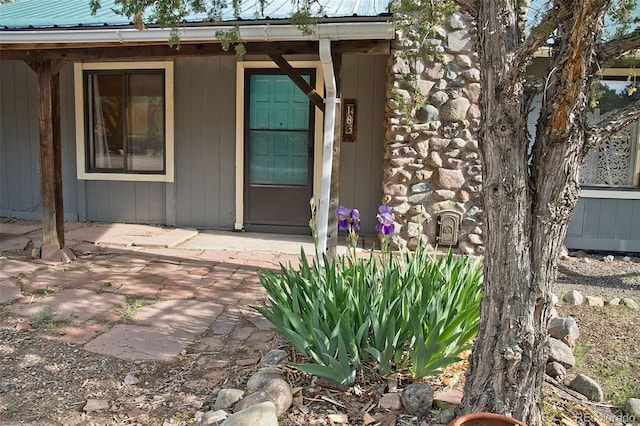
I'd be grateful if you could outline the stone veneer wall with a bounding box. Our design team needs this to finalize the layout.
[383,12,484,255]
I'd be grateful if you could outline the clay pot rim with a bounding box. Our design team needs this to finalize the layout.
[448,412,528,426]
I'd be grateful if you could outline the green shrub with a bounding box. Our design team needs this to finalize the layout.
[255,244,482,385]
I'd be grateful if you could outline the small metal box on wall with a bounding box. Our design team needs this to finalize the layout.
[342,99,357,143]
[437,211,461,246]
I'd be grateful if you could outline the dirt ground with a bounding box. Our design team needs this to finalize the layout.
[1,247,638,426]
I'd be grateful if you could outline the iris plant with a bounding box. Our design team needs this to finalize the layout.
[336,205,360,252]
[376,204,395,254]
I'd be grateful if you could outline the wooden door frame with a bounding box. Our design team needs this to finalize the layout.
[234,61,325,231]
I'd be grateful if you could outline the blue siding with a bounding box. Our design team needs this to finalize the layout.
[566,197,640,252]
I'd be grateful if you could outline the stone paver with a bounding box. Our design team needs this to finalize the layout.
[0,259,41,279]
[0,279,23,304]
[10,288,127,322]
[0,221,314,362]
[0,222,41,235]
[134,299,225,335]
[84,324,192,361]
[0,235,31,251]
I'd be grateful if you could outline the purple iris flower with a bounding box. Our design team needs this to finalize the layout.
[336,206,360,229]
[375,204,395,235]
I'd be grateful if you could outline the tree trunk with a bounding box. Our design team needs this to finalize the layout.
[460,1,609,425]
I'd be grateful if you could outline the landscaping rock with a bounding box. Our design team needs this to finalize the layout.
[623,398,640,419]
[257,349,288,368]
[124,373,140,385]
[379,393,403,410]
[563,290,584,306]
[585,296,604,307]
[547,337,575,367]
[439,408,457,424]
[199,409,228,425]
[401,383,434,417]
[622,298,639,311]
[548,316,580,341]
[328,413,349,424]
[569,374,603,402]
[545,361,567,381]
[246,367,287,392]
[83,399,109,412]
[214,389,245,410]
[220,401,278,426]
[234,378,292,417]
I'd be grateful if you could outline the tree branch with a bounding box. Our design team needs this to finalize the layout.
[584,99,640,156]
[505,2,570,93]
[596,27,640,63]
[451,0,477,16]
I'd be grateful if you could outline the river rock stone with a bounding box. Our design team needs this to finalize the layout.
[220,401,278,426]
[434,168,465,190]
[401,383,434,417]
[569,374,604,402]
[440,98,470,122]
[545,361,567,381]
[585,296,604,307]
[607,297,621,306]
[83,399,109,412]
[214,389,245,410]
[200,409,229,425]
[379,393,402,410]
[246,367,287,392]
[548,316,580,341]
[547,337,575,367]
[258,349,288,368]
[622,298,639,311]
[234,378,292,417]
[623,398,640,418]
[124,374,140,385]
[563,290,584,306]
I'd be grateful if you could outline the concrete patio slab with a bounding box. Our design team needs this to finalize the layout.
[10,288,127,322]
[0,279,23,304]
[66,224,161,247]
[84,324,192,361]
[134,228,198,248]
[134,299,225,335]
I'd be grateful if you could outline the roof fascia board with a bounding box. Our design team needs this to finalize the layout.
[0,21,394,45]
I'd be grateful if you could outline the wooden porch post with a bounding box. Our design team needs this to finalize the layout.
[326,50,342,259]
[27,59,65,248]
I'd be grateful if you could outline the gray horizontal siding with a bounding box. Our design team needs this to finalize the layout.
[566,197,640,252]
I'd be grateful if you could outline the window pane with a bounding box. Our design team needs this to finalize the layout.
[126,73,165,172]
[580,80,640,187]
[88,73,124,171]
[249,130,309,185]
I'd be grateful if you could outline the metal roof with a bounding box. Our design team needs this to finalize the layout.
[0,0,391,30]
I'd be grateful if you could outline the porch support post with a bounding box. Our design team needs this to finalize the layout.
[27,59,65,248]
[317,38,339,260]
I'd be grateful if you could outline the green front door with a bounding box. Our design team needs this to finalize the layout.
[244,70,315,229]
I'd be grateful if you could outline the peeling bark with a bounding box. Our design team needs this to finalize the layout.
[459,1,639,425]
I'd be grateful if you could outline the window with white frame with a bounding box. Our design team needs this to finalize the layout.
[580,78,640,188]
[74,62,174,182]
